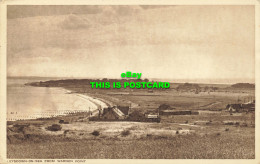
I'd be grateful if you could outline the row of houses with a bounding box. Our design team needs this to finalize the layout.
[90,106,160,122]
[226,100,255,113]
[100,106,130,120]
[90,104,199,122]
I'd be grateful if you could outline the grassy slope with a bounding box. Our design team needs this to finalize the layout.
[7,131,254,159]
[7,111,255,159]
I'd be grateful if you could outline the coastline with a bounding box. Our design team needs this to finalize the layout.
[60,87,111,108]
[6,80,255,159]
[7,85,111,122]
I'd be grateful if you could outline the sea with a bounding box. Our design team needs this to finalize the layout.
[7,77,101,121]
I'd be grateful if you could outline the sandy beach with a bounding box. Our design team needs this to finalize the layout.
[7,78,109,121]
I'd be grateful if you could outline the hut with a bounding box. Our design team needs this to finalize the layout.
[102,106,130,120]
[226,104,243,112]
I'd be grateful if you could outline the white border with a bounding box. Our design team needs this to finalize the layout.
[0,1,259,164]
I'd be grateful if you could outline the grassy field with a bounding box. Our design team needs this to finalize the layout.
[7,129,254,159]
[7,111,255,159]
[66,82,254,113]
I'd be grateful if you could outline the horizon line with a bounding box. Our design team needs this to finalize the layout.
[7,76,255,85]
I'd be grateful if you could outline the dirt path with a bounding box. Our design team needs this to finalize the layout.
[200,101,222,108]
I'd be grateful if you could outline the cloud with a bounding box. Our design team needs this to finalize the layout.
[7,6,254,81]
[8,6,102,19]
[8,5,173,20]
[59,14,91,30]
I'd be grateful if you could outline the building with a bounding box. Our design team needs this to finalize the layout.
[226,104,243,112]
[241,103,255,111]
[226,102,255,113]
[144,113,159,118]
[100,106,130,120]
[90,106,161,122]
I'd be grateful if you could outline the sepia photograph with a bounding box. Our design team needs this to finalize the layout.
[0,2,259,162]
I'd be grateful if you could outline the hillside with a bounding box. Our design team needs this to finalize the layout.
[231,83,255,89]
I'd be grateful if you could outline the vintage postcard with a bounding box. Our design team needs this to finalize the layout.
[0,0,259,163]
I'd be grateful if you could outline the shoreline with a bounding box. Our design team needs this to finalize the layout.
[7,86,112,122]
[60,87,111,108]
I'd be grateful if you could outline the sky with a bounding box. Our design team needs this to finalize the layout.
[7,5,255,83]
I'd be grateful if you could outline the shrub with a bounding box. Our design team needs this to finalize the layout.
[47,124,62,131]
[64,130,69,135]
[121,130,131,137]
[206,121,211,125]
[176,130,179,134]
[129,110,143,119]
[235,122,240,125]
[146,134,152,137]
[241,123,248,127]
[225,128,229,131]
[91,130,100,136]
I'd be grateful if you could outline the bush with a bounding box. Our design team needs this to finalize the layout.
[206,122,211,125]
[121,130,131,137]
[225,128,229,131]
[241,123,248,127]
[47,124,62,131]
[64,130,69,136]
[146,134,152,137]
[91,130,100,136]
[129,110,144,120]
